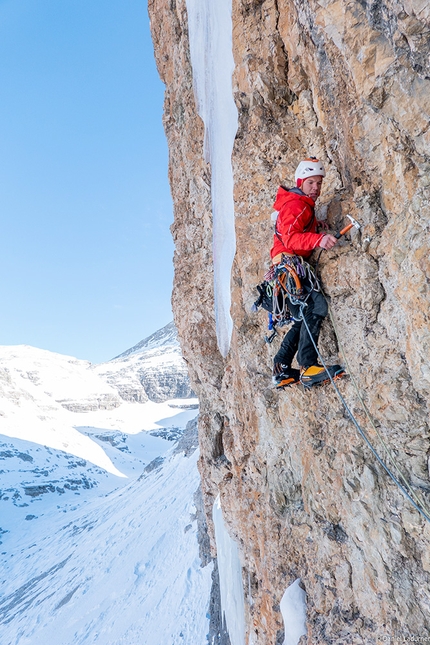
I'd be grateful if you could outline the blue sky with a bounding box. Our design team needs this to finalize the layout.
[0,0,174,363]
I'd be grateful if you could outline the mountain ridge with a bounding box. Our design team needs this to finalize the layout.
[94,321,194,404]
[111,320,178,360]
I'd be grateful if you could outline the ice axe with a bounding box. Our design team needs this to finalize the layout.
[335,214,361,238]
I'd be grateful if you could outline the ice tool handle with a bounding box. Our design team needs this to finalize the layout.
[334,214,361,239]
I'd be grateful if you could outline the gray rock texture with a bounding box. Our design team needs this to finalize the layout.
[148,0,430,643]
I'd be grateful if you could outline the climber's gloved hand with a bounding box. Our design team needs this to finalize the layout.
[319,234,338,250]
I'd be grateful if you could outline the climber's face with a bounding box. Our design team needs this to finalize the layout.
[302,175,323,200]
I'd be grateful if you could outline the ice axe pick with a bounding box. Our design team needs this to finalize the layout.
[335,214,361,239]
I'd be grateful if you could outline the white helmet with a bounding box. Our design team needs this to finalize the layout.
[295,157,326,184]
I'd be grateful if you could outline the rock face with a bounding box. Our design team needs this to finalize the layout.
[149,1,430,643]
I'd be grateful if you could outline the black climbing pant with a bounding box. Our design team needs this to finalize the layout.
[273,278,328,368]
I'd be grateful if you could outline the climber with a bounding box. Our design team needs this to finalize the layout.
[271,157,345,388]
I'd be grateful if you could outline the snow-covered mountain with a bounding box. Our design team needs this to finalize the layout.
[0,325,212,645]
[113,320,179,358]
[94,321,194,404]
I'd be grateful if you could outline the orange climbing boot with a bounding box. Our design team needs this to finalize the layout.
[272,364,301,389]
[300,364,346,388]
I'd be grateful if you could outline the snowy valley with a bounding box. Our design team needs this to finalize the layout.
[0,323,212,645]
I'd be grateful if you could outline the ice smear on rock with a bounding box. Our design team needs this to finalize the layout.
[186,0,238,357]
[213,494,245,645]
[280,578,307,645]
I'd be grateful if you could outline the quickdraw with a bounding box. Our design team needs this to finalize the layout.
[278,264,303,297]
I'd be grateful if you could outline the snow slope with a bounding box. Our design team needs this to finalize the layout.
[0,449,211,645]
[0,329,211,644]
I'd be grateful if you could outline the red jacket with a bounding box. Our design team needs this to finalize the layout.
[270,187,324,259]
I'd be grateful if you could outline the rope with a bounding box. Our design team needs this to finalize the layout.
[326,302,430,521]
[298,302,430,525]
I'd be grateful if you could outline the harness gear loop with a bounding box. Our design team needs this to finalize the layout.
[279,264,303,296]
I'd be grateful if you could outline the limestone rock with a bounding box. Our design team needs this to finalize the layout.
[149,0,430,642]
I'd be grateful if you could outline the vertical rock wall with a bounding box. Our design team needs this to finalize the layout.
[148,0,430,642]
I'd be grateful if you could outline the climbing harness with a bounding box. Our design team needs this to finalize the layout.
[253,255,320,342]
[298,299,430,525]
